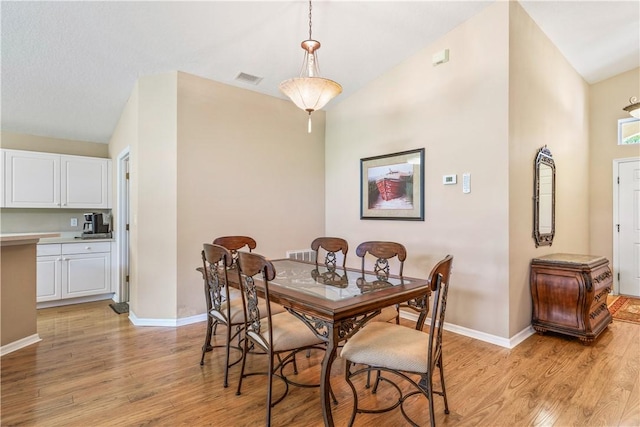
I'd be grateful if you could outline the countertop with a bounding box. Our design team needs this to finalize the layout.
[2,232,114,245]
[0,233,61,246]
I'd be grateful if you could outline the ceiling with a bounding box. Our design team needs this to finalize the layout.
[2,1,639,144]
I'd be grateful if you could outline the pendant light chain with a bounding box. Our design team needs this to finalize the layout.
[278,0,342,133]
[308,0,313,40]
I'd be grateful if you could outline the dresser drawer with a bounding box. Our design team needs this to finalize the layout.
[62,242,111,255]
[37,244,62,257]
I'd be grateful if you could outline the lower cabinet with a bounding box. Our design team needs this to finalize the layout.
[37,242,112,303]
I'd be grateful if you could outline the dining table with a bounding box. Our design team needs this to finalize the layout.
[235,258,433,427]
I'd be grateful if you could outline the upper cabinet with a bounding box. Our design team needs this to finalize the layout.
[2,149,112,209]
[60,155,111,209]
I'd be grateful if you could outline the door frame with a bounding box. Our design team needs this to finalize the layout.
[116,147,131,303]
[612,156,639,295]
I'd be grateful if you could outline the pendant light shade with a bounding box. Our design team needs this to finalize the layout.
[279,76,342,113]
[623,96,640,118]
[279,1,342,132]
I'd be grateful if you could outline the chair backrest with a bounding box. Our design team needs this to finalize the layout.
[355,241,407,278]
[427,270,449,373]
[213,236,257,266]
[201,243,233,319]
[236,251,276,352]
[401,254,453,329]
[310,237,348,269]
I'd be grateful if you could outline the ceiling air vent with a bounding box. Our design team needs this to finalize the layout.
[235,72,263,85]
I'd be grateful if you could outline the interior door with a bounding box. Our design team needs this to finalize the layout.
[617,159,640,296]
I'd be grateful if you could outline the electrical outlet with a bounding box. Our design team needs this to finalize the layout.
[70,218,78,227]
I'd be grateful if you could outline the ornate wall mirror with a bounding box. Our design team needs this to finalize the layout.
[533,145,555,247]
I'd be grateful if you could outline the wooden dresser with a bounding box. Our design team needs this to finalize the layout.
[530,253,613,343]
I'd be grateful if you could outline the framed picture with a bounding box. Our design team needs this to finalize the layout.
[360,148,425,220]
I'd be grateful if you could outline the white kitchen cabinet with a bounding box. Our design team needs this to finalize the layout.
[36,255,63,301]
[61,155,111,209]
[3,149,112,209]
[37,242,112,303]
[4,150,60,208]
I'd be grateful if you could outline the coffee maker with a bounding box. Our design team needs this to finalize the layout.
[82,213,110,238]
[83,213,94,234]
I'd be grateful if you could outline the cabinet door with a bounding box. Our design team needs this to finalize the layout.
[37,256,62,302]
[4,150,60,208]
[62,252,110,298]
[61,156,112,209]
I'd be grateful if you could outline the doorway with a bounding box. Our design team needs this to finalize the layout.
[613,157,640,297]
[117,148,131,304]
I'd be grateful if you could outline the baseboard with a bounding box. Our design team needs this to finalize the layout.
[400,311,535,349]
[1,334,41,356]
[128,310,206,327]
[125,308,536,348]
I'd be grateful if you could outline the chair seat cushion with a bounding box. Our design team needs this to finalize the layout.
[341,321,429,373]
[248,312,323,352]
[214,297,285,325]
[370,305,398,323]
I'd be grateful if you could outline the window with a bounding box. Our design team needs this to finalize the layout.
[618,117,640,145]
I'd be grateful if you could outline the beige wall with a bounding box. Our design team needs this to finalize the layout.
[508,2,590,336]
[589,67,640,280]
[1,131,108,157]
[107,71,325,320]
[135,73,179,319]
[326,2,512,337]
[108,82,139,310]
[175,72,326,317]
[326,1,594,340]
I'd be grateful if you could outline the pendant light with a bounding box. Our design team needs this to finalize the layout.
[279,0,342,133]
[623,96,640,118]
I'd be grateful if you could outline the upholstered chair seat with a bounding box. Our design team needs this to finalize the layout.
[341,321,430,373]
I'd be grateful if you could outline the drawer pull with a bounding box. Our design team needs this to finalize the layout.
[85,247,91,250]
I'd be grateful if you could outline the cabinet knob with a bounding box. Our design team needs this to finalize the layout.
[85,246,91,250]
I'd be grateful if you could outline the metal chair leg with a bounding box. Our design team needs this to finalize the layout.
[200,316,213,366]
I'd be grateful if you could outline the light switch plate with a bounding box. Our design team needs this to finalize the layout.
[462,173,471,193]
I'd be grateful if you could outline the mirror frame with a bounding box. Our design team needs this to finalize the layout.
[533,145,555,247]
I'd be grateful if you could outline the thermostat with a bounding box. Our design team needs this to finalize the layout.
[443,174,457,185]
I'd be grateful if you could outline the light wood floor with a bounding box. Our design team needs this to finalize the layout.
[1,300,638,426]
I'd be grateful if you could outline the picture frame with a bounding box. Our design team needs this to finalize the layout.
[360,148,425,221]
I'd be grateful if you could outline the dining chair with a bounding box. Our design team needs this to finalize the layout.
[213,235,257,266]
[198,243,246,387]
[234,251,331,426]
[311,237,349,269]
[212,235,285,326]
[355,241,407,324]
[341,254,454,427]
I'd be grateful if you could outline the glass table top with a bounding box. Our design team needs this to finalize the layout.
[271,259,414,302]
